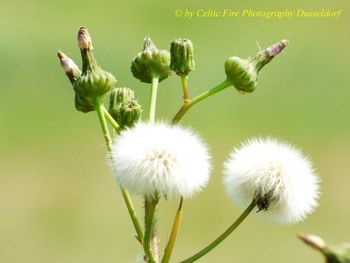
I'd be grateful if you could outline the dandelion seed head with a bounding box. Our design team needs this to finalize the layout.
[223,138,319,224]
[110,122,211,198]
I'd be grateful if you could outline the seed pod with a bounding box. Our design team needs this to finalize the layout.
[109,87,142,129]
[131,36,171,83]
[170,38,195,76]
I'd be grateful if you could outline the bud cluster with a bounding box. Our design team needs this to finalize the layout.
[57,27,117,113]
[109,87,141,129]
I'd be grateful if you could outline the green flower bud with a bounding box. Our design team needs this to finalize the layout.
[131,36,171,83]
[170,38,195,76]
[74,70,116,98]
[75,94,95,113]
[325,245,350,263]
[225,39,288,93]
[225,56,257,93]
[57,51,81,84]
[74,27,117,98]
[109,87,142,129]
[300,233,350,263]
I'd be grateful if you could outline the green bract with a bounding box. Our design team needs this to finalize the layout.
[75,94,95,113]
[170,38,195,76]
[131,36,171,83]
[325,245,350,263]
[225,40,288,93]
[74,70,116,98]
[109,87,141,129]
[74,27,116,99]
[225,57,257,93]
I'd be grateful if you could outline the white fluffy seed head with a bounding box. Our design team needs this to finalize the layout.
[110,122,211,198]
[223,137,320,224]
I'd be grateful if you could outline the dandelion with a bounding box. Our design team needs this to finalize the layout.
[110,122,211,198]
[223,137,319,224]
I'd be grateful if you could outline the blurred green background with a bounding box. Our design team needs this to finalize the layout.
[1,0,349,262]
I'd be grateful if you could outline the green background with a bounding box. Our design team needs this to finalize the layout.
[1,0,349,262]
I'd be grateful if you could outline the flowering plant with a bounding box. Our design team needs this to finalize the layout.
[58,27,319,263]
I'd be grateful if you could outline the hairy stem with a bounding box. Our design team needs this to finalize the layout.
[144,196,159,263]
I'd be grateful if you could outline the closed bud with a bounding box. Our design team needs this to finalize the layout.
[225,39,288,93]
[75,94,95,113]
[131,36,171,83]
[225,56,257,93]
[299,233,350,263]
[57,51,81,84]
[109,87,141,129]
[170,38,195,76]
[74,27,117,98]
[77,26,93,50]
[252,39,288,72]
[74,70,116,98]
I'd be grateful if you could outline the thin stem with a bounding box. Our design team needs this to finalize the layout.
[92,97,144,245]
[120,188,144,244]
[102,106,121,133]
[149,77,159,123]
[144,196,159,263]
[146,77,160,261]
[179,200,257,263]
[93,97,112,151]
[171,79,231,124]
[181,75,191,104]
[161,197,184,263]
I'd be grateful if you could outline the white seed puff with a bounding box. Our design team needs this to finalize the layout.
[110,122,211,198]
[223,138,319,224]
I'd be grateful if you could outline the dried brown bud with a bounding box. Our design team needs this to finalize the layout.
[57,51,81,84]
[299,233,326,252]
[77,26,93,50]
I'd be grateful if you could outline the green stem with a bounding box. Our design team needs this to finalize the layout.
[120,188,144,244]
[93,97,112,151]
[102,106,121,133]
[144,196,159,263]
[179,200,256,263]
[181,75,190,104]
[81,49,97,73]
[92,97,144,245]
[149,77,159,123]
[161,197,183,263]
[171,79,231,124]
